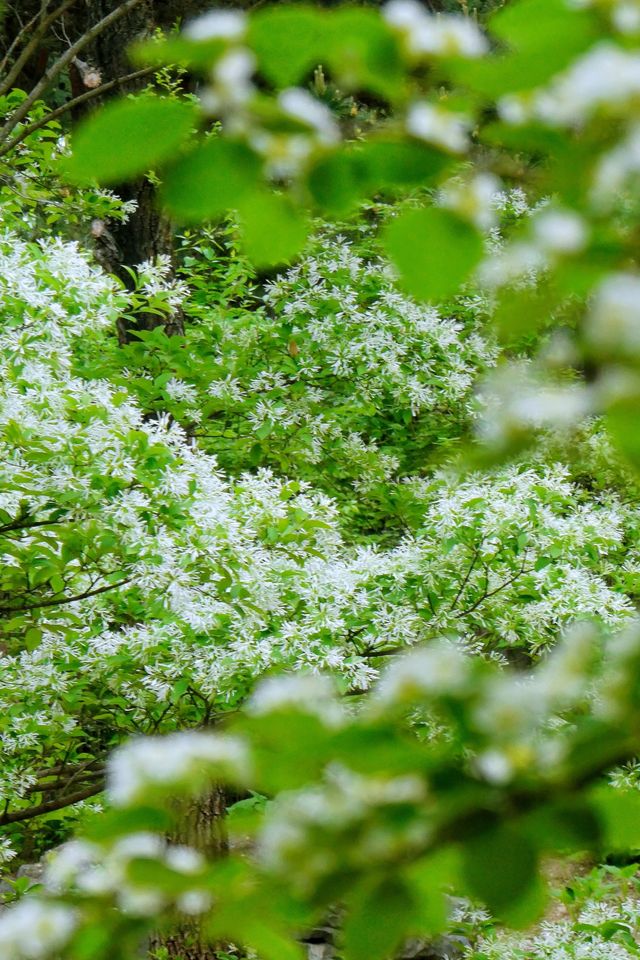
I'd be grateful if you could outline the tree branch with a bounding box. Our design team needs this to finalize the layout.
[0,783,103,825]
[456,554,532,619]
[0,3,45,77]
[0,575,132,615]
[0,0,80,98]
[0,0,146,156]
[0,65,155,155]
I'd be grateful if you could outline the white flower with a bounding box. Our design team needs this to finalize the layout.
[184,10,246,41]
[165,845,205,875]
[248,674,344,725]
[477,241,545,287]
[525,43,640,125]
[375,643,471,704]
[177,890,213,914]
[165,377,198,404]
[440,173,501,229]
[200,48,256,114]
[592,123,640,201]
[586,272,640,354]
[108,732,252,806]
[406,102,470,152]
[384,0,488,58]
[531,208,588,253]
[279,89,339,144]
[475,749,514,784]
[45,840,100,891]
[0,900,77,959]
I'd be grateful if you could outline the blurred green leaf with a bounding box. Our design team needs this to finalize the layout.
[62,95,198,185]
[249,7,323,86]
[343,877,414,960]
[237,191,310,266]
[591,786,640,852]
[162,138,261,222]
[451,0,597,97]
[461,824,540,922]
[383,206,483,301]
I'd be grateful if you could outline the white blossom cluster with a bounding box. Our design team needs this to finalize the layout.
[384,0,488,59]
[199,232,497,492]
[0,228,637,820]
[0,899,77,959]
[474,899,640,960]
[44,833,212,917]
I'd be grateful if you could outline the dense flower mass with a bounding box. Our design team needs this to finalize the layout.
[0,222,638,831]
[6,0,640,955]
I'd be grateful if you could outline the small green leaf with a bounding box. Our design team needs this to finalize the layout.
[62,95,198,185]
[525,799,601,853]
[461,824,540,923]
[343,877,414,960]
[326,9,404,98]
[590,785,640,852]
[361,140,452,189]
[24,627,42,651]
[605,399,640,471]
[306,150,368,214]
[249,7,323,86]
[237,191,309,267]
[162,138,261,222]
[383,206,483,302]
[452,0,597,96]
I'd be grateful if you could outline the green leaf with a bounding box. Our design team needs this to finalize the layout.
[605,399,640,471]
[461,824,540,923]
[24,627,42,651]
[62,95,198,185]
[452,0,597,96]
[237,191,309,267]
[326,9,404,98]
[249,7,323,86]
[383,206,483,302]
[83,806,173,841]
[162,138,261,222]
[361,140,452,189]
[590,785,640,852]
[525,799,601,853]
[307,141,452,215]
[306,150,368,215]
[132,35,228,73]
[343,877,414,960]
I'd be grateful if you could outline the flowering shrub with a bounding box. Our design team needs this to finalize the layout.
[5,0,640,956]
[2,224,635,844]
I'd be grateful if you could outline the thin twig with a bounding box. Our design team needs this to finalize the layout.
[0,575,132,614]
[1,65,155,155]
[0,0,146,156]
[0,2,44,76]
[0,783,103,826]
[0,0,80,99]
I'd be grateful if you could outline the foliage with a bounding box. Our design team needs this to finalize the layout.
[4,0,640,957]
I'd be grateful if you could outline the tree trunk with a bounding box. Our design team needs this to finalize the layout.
[149,787,229,960]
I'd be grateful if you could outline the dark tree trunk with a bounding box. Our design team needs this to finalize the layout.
[149,787,229,960]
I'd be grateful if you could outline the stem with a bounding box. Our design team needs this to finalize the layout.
[0,783,103,825]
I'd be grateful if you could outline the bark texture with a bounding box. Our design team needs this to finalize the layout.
[149,787,229,960]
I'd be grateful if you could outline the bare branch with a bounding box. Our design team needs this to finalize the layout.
[0,0,147,156]
[0,0,80,99]
[0,783,103,826]
[0,65,155,155]
[456,553,532,619]
[0,3,44,76]
[0,575,132,615]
